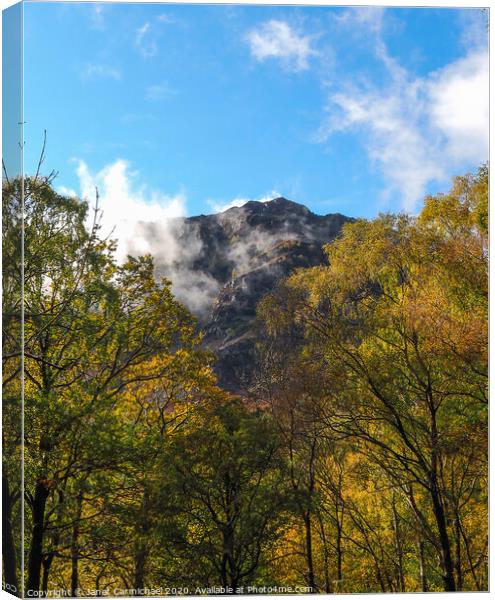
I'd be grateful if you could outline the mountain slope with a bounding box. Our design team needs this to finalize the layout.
[156,197,352,391]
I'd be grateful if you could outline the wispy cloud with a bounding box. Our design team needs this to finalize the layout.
[332,6,384,34]
[57,185,77,198]
[135,22,158,58]
[207,190,281,214]
[145,82,177,101]
[75,158,186,263]
[317,8,488,211]
[74,159,220,315]
[246,20,318,72]
[135,13,175,59]
[157,13,175,24]
[89,4,106,31]
[459,8,489,50]
[319,84,443,211]
[81,63,121,82]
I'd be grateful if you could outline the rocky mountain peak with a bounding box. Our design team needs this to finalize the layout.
[151,198,353,391]
[229,196,310,215]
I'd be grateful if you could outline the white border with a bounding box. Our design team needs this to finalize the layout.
[0,1,491,600]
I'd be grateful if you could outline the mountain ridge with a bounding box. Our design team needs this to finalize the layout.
[153,196,354,391]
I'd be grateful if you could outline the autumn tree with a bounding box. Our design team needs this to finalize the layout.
[2,175,24,595]
[258,167,488,592]
[3,164,487,595]
[1,175,222,595]
[158,399,294,591]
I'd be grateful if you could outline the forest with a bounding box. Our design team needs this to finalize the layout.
[2,165,488,595]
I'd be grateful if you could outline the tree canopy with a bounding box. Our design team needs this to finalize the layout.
[2,166,488,595]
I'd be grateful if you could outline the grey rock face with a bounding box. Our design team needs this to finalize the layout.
[158,197,352,391]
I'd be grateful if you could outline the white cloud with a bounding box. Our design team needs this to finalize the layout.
[320,82,443,211]
[81,64,121,82]
[333,6,384,34]
[75,159,186,263]
[135,22,158,58]
[246,20,318,72]
[333,7,406,83]
[57,185,77,198]
[157,13,175,24]
[209,198,248,213]
[145,82,176,101]
[74,159,219,315]
[207,191,281,214]
[317,15,488,212]
[89,4,106,31]
[427,49,488,163]
[135,12,176,58]
[459,9,488,50]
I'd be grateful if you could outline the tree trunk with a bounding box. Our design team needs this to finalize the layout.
[454,514,463,590]
[2,476,19,595]
[41,505,62,594]
[220,552,228,589]
[41,537,59,596]
[71,493,83,597]
[133,490,150,596]
[392,498,405,592]
[304,438,317,593]
[417,539,428,592]
[374,559,386,593]
[459,521,482,590]
[133,547,146,595]
[429,406,456,592]
[221,524,236,590]
[41,558,51,595]
[304,511,316,592]
[430,483,456,591]
[27,480,50,594]
[316,513,332,593]
[335,506,343,587]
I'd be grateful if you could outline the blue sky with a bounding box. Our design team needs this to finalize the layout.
[3,1,22,177]
[23,2,488,222]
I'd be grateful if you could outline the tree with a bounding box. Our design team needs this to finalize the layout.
[2,174,23,595]
[253,316,331,593]
[3,165,487,595]
[1,175,221,594]
[258,167,488,592]
[160,399,294,591]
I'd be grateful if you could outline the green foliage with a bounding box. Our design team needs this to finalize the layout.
[154,400,293,589]
[2,166,488,595]
[257,165,488,592]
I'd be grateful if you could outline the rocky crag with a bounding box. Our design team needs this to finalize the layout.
[156,197,352,392]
